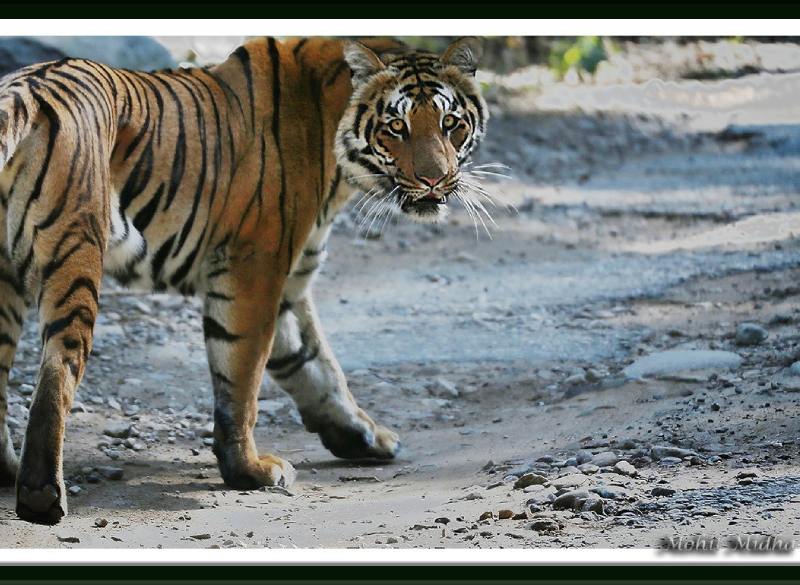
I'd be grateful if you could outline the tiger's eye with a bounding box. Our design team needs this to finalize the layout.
[388,119,406,134]
[442,114,458,130]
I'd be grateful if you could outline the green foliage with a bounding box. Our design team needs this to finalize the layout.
[548,36,609,80]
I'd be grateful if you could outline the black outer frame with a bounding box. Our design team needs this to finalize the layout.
[2,2,800,18]
[1,4,800,582]
[1,564,800,581]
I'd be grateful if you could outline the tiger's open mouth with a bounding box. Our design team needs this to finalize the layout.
[399,193,449,219]
[401,194,447,211]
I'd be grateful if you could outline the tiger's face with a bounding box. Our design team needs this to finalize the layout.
[335,38,489,223]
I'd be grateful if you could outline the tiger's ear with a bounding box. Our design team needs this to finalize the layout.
[441,37,482,76]
[344,41,385,84]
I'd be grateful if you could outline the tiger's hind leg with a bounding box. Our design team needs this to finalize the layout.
[268,293,400,460]
[0,247,27,487]
[203,257,296,489]
[10,180,108,524]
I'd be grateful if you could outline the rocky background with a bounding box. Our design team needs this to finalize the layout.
[0,36,799,549]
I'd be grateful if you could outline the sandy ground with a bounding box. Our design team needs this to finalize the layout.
[1,60,800,549]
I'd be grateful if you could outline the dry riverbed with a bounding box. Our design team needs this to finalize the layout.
[1,68,800,549]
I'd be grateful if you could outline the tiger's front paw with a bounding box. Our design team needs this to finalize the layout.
[217,451,296,490]
[316,412,401,461]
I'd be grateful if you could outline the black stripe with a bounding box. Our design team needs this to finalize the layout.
[233,46,255,131]
[132,183,165,233]
[42,306,94,345]
[210,368,234,388]
[54,277,98,309]
[170,225,207,287]
[323,60,348,87]
[267,38,288,264]
[293,38,308,59]
[202,316,241,342]
[206,291,233,302]
[11,93,60,253]
[149,75,186,211]
[207,267,228,280]
[170,74,208,256]
[150,234,175,291]
[268,345,320,380]
[41,239,85,284]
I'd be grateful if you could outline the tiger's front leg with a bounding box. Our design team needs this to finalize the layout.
[268,293,400,460]
[203,256,296,489]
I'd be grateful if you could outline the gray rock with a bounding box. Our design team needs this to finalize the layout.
[526,487,557,505]
[564,373,586,385]
[581,496,604,514]
[528,517,561,532]
[585,368,602,383]
[32,37,175,71]
[428,378,459,398]
[650,445,697,460]
[735,322,768,346]
[576,450,593,464]
[614,461,637,477]
[591,451,619,467]
[514,473,547,489]
[616,437,639,450]
[97,466,124,481]
[103,421,132,439]
[658,457,683,466]
[553,489,590,510]
[651,486,676,497]
[577,463,599,475]
[590,485,628,500]
[0,37,66,77]
[67,485,82,496]
[789,362,800,377]
[551,473,589,490]
[623,350,742,379]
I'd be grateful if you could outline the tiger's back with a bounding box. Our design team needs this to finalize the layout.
[1,38,369,298]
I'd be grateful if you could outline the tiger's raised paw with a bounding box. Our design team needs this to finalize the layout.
[218,453,296,490]
[317,420,401,461]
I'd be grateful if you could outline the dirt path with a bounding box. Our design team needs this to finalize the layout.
[1,71,800,549]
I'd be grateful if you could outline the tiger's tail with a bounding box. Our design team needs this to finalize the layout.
[0,76,39,173]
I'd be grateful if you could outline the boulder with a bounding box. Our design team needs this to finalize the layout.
[32,37,175,71]
[0,37,65,77]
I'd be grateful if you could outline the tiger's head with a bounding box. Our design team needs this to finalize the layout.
[335,38,489,224]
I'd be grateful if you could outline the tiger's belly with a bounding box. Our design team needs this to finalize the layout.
[103,194,202,295]
[103,205,153,290]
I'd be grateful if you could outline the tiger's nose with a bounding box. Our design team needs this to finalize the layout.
[417,173,446,188]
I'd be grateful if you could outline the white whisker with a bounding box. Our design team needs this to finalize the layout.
[472,162,512,171]
[467,169,512,180]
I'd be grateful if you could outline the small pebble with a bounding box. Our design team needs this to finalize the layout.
[735,322,768,346]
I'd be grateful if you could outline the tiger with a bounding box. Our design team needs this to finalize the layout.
[0,36,489,524]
